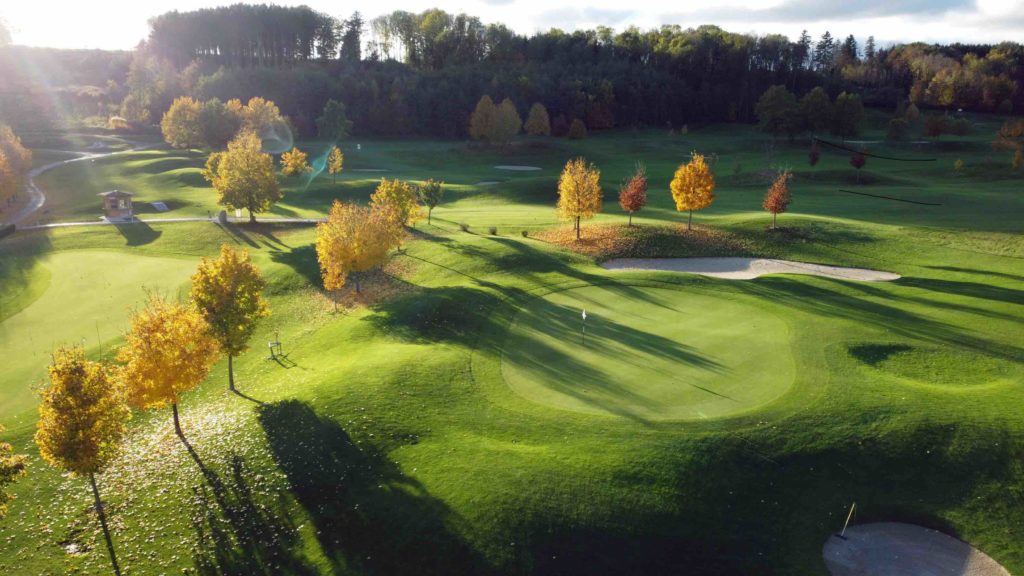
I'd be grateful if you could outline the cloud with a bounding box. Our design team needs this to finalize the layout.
[699,0,977,23]
[538,7,636,28]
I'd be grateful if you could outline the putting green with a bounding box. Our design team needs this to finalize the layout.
[501,285,795,421]
[0,250,196,418]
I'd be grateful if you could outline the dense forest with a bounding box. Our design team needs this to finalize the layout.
[0,5,1020,137]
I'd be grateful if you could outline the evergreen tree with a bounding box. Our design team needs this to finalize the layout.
[814,31,835,71]
[341,12,364,63]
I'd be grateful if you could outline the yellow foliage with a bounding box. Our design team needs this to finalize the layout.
[556,157,603,239]
[670,152,716,229]
[315,201,397,294]
[328,146,344,180]
[35,346,130,477]
[370,178,423,228]
[117,297,221,411]
[202,130,281,222]
[469,95,496,142]
[524,103,551,136]
[0,424,26,519]
[281,147,312,176]
[160,96,203,149]
[190,245,269,357]
[241,96,284,135]
[0,124,31,206]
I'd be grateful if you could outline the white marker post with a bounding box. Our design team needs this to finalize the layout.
[838,502,856,539]
[581,309,587,345]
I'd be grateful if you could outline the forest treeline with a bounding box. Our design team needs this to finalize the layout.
[0,5,1020,137]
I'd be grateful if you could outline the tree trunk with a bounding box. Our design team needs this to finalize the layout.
[248,209,256,224]
[575,216,580,240]
[428,208,432,225]
[172,402,183,438]
[688,210,693,230]
[628,212,633,227]
[90,473,122,576]
[355,276,361,294]
[228,354,235,391]
[772,213,777,229]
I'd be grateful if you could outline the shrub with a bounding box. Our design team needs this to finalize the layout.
[925,115,946,138]
[488,226,497,235]
[459,222,470,232]
[567,119,588,139]
[107,116,130,131]
[998,99,1013,115]
[954,159,964,172]
[887,118,910,141]
[0,223,14,240]
[950,118,973,136]
[521,230,529,237]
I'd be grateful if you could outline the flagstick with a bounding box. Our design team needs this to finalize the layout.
[838,502,856,539]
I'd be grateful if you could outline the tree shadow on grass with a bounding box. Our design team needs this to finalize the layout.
[257,400,494,575]
[180,435,315,575]
[925,265,1024,282]
[270,244,321,288]
[113,221,161,246]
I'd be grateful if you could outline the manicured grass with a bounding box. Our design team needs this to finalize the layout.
[0,250,197,417]
[0,116,1022,575]
[502,285,794,420]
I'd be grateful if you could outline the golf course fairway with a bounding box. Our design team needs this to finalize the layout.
[501,285,795,420]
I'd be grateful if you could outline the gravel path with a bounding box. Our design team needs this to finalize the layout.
[6,136,158,227]
[601,257,900,282]
[823,523,1009,576]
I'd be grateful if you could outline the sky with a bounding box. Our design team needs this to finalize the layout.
[1,0,1022,50]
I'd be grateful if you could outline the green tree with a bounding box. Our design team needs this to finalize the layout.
[36,346,130,576]
[831,92,865,141]
[755,85,799,139]
[190,245,270,393]
[202,130,282,223]
[799,87,833,135]
[416,179,444,224]
[198,98,242,148]
[316,99,353,141]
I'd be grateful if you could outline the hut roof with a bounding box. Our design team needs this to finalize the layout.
[98,190,134,198]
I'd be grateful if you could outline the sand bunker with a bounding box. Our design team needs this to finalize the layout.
[823,523,1009,576]
[494,165,541,171]
[601,257,900,282]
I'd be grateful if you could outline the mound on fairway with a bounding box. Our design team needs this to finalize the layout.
[848,343,1018,388]
[823,522,1009,576]
[602,258,900,282]
[0,250,196,418]
[501,285,795,421]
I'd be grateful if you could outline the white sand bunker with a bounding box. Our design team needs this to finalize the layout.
[601,257,900,282]
[823,523,1009,576]
[494,165,541,171]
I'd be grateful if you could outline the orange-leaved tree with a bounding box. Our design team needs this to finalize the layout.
[763,170,792,229]
[281,147,312,177]
[117,297,220,439]
[670,152,716,230]
[618,163,647,226]
[190,245,269,393]
[0,424,26,520]
[315,201,396,298]
[36,346,130,575]
[556,157,603,240]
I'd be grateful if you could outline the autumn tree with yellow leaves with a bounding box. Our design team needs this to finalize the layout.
[469,95,497,143]
[280,147,312,177]
[524,103,551,136]
[556,157,603,240]
[371,178,423,230]
[190,245,269,393]
[202,130,282,223]
[36,346,130,576]
[160,96,204,149]
[117,297,220,438]
[0,124,32,207]
[670,152,716,230]
[315,201,396,299]
[0,424,26,520]
[328,145,344,182]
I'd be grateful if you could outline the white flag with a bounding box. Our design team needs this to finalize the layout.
[582,309,587,320]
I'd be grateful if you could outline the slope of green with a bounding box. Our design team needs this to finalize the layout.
[0,117,1022,575]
